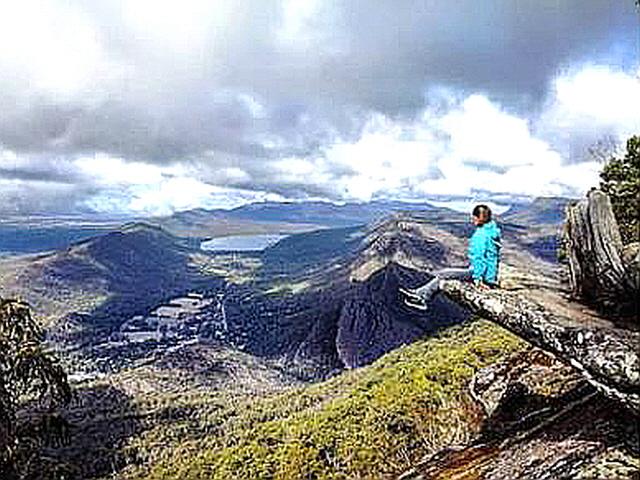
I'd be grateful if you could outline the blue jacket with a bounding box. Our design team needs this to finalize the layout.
[468,220,501,284]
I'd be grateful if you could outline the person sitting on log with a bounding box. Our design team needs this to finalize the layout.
[400,204,502,310]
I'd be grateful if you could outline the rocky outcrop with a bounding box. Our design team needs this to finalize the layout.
[335,210,579,371]
[401,349,640,480]
[564,189,639,316]
[349,214,467,282]
[335,264,468,368]
[440,279,640,413]
[468,349,584,418]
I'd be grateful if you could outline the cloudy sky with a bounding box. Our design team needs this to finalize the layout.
[0,0,638,216]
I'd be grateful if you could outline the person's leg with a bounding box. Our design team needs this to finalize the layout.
[413,267,472,301]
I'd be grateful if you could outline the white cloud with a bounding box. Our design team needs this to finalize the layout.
[219,167,251,183]
[268,64,637,202]
[0,0,124,101]
[285,95,557,200]
[536,65,640,159]
[439,95,556,168]
[237,94,267,119]
[1,58,637,215]
[0,149,22,169]
[278,0,321,43]
[75,155,164,186]
[277,0,337,50]
[427,199,511,215]
[323,114,438,200]
[548,65,640,133]
[122,0,232,52]
[74,154,284,216]
[126,176,221,215]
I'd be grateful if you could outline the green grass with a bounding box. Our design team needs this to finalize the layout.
[189,252,262,285]
[263,279,313,296]
[122,320,525,480]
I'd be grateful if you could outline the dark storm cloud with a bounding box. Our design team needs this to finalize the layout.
[0,167,76,184]
[0,0,637,214]
[1,0,635,160]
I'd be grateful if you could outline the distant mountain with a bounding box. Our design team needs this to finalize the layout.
[227,199,442,226]
[152,207,320,238]
[497,196,574,263]
[28,211,471,375]
[153,195,572,241]
[153,200,449,238]
[0,197,569,257]
[16,198,632,480]
[501,196,573,226]
[281,205,568,371]
[198,214,473,375]
[41,209,595,479]
[0,222,120,256]
[0,222,217,340]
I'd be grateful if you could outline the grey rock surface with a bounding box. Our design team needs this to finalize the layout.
[441,279,640,413]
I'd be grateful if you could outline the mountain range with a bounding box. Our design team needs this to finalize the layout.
[1,198,565,374]
[2,196,616,479]
[1,196,567,255]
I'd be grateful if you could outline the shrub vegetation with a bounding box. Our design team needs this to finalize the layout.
[600,135,640,244]
[0,299,71,479]
[125,320,524,480]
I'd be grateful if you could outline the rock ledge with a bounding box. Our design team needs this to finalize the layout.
[440,279,640,413]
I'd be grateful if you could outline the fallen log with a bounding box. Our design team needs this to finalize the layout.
[440,279,640,413]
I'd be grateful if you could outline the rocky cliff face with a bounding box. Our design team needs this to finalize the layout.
[4,199,568,379]
[402,348,640,480]
[393,192,640,479]
[192,215,474,374]
[215,204,640,477]
[335,263,468,368]
[260,261,468,373]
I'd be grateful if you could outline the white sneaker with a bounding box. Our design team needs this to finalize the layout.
[404,297,428,311]
[399,287,422,301]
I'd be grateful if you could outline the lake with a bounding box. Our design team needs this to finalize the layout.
[200,233,289,252]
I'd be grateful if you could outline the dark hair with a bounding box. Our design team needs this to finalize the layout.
[472,204,492,224]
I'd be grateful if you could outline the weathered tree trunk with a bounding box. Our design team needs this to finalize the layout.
[564,189,638,314]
